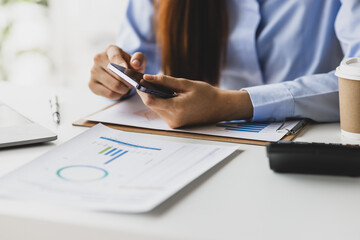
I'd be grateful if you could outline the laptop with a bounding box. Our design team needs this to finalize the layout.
[0,102,57,148]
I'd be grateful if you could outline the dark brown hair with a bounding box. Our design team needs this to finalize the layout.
[154,0,228,86]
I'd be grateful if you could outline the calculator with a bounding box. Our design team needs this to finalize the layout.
[267,141,360,177]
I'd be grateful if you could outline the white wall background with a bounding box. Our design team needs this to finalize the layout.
[1,0,128,88]
[49,0,127,88]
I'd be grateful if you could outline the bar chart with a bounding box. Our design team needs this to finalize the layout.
[98,136,162,165]
[55,135,164,183]
[215,122,269,133]
[99,136,162,150]
[100,147,128,165]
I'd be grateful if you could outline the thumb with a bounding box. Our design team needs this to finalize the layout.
[130,52,146,73]
[106,45,130,68]
[143,74,190,91]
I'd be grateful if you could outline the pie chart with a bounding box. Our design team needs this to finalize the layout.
[56,165,108,182]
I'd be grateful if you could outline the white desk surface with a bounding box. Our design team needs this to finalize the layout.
[0,82,360,240]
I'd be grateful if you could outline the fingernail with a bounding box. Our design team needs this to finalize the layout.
[144,74,154,80]
[131,59,140,67]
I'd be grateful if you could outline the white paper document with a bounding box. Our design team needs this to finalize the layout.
[0,124,238,213]
[86,94,301,142]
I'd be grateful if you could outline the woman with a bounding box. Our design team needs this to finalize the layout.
[89,0,360,128]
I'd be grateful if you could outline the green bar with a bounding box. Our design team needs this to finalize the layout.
[99,147,111,154]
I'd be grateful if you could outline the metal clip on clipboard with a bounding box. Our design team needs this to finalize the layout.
[276,119,309,136]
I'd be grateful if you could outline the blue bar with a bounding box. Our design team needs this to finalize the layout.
[104,151,128,165]
[216,124,268,129]
[105,148,117,155]
[223,120,246,123]
[235,126,267,129]
[236,124,268,127]
[225,127,262,133]
[111,149,122,156]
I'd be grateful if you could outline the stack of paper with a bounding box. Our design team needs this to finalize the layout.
[86,95,301,142]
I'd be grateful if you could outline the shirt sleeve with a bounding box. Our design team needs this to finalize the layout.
[242,0,360,123]
[117,0,160,75]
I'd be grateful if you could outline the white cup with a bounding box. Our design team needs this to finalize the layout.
[335,57,360,140]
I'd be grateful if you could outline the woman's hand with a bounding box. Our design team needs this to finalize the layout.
[89,45,146,99]
[137,74,254,128]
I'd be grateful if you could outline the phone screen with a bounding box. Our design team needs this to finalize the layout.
[107,63,176,98]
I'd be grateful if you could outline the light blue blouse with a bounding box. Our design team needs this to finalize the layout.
[117,0,360,122]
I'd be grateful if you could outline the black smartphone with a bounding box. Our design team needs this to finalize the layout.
[107,63,177,98]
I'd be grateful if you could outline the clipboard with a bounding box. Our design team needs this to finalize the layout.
[73,102,309,146]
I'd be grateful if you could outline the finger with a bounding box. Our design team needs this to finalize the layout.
[137,90,174,119]
[103,66,134,89]
[138,91,186,128]
[91,57,133,89]
[137,90,174,110]
[89,80,123,100]
[93,51,108,66]
[93,51,115,72]
[143,74,190,91]
[93,67,131,95]
[130,52,146,72]
[106,45,131,68]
